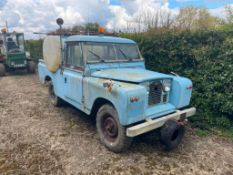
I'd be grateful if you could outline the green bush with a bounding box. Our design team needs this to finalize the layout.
[121,30,233,129]
[25,39,43,61]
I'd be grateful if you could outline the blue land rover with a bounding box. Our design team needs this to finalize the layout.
[38,31,196,153]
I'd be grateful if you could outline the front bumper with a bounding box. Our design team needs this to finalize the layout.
[126,107,196,137]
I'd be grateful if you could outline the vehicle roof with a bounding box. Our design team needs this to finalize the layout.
[65,35,136,44]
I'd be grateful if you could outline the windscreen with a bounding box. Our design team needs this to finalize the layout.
[82,42,142,63]
[6,33,25,53]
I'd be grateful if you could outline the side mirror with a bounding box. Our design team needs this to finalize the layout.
[56,18,64,29]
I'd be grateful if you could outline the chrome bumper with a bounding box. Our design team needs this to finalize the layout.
[126,107,196,137]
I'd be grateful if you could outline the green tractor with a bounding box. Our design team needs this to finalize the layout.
[0,31,36,76]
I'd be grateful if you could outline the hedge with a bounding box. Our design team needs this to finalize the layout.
[25,39,43,61]
[121,30,233,129]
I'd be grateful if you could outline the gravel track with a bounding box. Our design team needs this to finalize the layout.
[0,74,232,175]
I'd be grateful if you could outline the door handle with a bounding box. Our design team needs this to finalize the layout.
[64,77,67,83]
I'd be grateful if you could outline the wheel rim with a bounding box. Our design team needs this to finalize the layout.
[101,115,118,142]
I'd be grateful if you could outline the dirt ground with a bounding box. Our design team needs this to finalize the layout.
[0,73,232,175]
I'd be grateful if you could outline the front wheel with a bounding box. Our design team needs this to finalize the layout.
[48,81,62,107]
[0,63,6,76]
[96,104,132,153]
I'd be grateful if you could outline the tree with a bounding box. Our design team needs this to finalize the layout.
[225,5,233,24]
[48,22,101,35]
[160,10,174,29]
[176,6,198,31]
[142,10,160,30]
[72,25,85,32]
[176,6,220,31]
[85,23,100,32]
[195,8,219,30]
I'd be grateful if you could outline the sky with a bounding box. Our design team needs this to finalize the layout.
[0,0,232,39]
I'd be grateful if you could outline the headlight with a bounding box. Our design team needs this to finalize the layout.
[163,79,171,92]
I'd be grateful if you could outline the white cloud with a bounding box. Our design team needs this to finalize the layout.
[210,4,233,20]
[107,0,177,31]
[0,0,113,38]
[209,6,227,19]
[0,0,230,39]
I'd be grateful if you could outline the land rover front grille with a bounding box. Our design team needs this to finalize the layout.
[148,80,169,106]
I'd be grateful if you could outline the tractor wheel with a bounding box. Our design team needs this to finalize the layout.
[96,104,132,153]
[27,61,36,74]
[0,63,6,76]
[48,81,63,107]
[160,120,185,151]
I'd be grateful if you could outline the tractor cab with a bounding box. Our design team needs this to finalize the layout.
[5,33,24,53]
[0,32,24,55]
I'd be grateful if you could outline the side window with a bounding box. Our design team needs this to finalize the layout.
[66,42,83,68]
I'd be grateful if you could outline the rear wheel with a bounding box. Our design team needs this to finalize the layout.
[0,63,6,76]
[96,104,132,153]
[27,61,36,73]
[48,81,62,107]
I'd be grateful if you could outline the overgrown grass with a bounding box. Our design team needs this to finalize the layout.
[195,129,209,137]
[195,128,233,140]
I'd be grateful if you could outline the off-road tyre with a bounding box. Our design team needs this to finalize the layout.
[160,120,185,151]
[48,81,63,107]
[96,104,133,153]
[0,63,6,76]
[27,61,36,74]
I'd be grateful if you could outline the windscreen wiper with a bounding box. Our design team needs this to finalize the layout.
[119,48,132,61]
[88,50,105,62]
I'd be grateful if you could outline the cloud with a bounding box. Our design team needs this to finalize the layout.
[0,11,20,27]
[0,0,113,38]
[107,0,176,31]
[0,0,230,39]
[0,0,169,38]
[209,6,226,18]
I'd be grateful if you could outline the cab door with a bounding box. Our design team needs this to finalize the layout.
[63,42,84,107]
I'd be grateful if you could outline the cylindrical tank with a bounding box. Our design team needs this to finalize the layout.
[43,36,61,73]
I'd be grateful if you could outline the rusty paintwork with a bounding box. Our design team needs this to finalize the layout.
[91,68,172,83]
